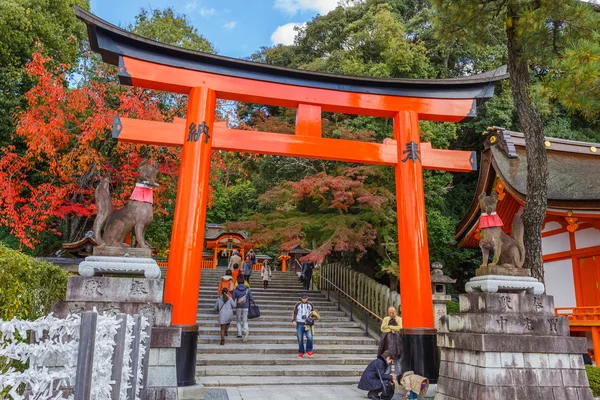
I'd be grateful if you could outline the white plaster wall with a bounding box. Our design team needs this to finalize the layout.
[542,221,563,233]
[544,259,577,309]
[542,232,571,255]
[575,228,600,250]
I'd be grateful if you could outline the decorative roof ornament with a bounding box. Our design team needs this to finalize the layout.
[485,127,518,158]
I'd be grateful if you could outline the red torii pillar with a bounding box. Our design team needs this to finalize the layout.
[75,3,505,386]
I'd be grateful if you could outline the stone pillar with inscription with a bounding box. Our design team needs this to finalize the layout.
[51,276,193,400]
[435,292,593,400]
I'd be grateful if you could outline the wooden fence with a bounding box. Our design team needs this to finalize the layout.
[319,263,400,321]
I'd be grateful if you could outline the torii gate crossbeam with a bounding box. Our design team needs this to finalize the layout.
[75,5,507,386]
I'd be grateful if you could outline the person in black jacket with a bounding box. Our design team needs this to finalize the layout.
[358,350,396,400]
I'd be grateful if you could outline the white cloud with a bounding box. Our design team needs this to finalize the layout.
[185,0,198,11]
[270,22,306,45]
[199,7,216,17]
[274,0,339,15]
[223,21,237,30]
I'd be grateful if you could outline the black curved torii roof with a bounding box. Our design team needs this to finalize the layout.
[73,6,508,104]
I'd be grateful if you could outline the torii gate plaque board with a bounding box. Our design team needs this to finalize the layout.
[75,6,507,385]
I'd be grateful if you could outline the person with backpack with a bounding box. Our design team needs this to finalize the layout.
[242,255,253,284]
[214,287,236,346]
[233,274,254,341]
[358,350,396,400]
[217,269,235,298]
[292,292,314,358]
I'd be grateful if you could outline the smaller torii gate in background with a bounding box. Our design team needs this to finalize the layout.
[75,6,507,385]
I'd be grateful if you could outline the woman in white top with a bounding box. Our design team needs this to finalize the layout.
[261,260,272,290]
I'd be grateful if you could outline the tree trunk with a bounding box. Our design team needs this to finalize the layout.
[506,8,548,282]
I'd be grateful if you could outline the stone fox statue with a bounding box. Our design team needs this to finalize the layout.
[93,160,160,248]
[478,192,525,268]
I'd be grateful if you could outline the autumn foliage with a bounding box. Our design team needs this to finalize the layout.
[0,50,182,249]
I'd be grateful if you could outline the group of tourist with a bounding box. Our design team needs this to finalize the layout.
[226,249,273,289]
[215,249,273,345]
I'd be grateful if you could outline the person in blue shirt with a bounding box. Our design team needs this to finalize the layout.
[232,274,254,341]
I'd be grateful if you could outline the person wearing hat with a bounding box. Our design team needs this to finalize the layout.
[292,292,314,358]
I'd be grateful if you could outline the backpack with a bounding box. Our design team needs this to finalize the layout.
[236,289,247,307]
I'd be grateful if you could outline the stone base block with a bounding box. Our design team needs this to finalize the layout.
[437,332,586,354]
[458,293,554,315]
[150,328,182,348]
[465,275,544,295]
[66,276,164,303]
[475,264,531,277]
[178,384,205,400]
[436,292,592,400]
[79,256,160,279]
[93,245,152,258]
[148,365,178,387]
[51,301,172,326]
[145,387,179,400]
[442,313,570,336]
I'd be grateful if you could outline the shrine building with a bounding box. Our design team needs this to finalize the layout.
[456,127,600,357]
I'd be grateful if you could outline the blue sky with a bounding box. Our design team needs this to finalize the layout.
[90,0,341,58]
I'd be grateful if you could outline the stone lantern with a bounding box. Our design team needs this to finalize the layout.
[430,261,456,330]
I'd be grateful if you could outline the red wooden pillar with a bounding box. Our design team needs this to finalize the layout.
[592,327,600,362]
[164,87,215,386]
[394,110,438,381]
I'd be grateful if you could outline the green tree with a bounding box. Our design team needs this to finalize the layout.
[0,0,89,147]
[130,7,215,53]
[430,0,600,281]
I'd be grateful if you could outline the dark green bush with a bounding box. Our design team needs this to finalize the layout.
[446,301,460,314]
[0,243,69,320]
[586,365,600,396]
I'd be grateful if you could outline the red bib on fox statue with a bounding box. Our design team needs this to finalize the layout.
[130,183,154,204]
[479,212,503,229]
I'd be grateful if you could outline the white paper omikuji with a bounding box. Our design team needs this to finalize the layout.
[0,311,138,400]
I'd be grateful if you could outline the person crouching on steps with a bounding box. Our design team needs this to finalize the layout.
[358,350,396,400]
[233,274,254,341]
[261,260,272,290]
[214,288,235,346]
[292,292,314,358]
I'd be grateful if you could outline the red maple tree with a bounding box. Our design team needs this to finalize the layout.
[0,49,184,249]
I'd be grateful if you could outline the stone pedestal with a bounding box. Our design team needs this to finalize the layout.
[78,256,161,279]
[435,293,593,400]
[465,275,544,295]
[50,276,202,399]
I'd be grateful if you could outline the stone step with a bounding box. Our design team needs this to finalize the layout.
[197,375,360,387]
[196,321,362,329]
[199,287,320,294]
[196,344,376,354]
[197,335,377,346]
[197,302,340,311]
[196,364,365,377]
[196,353,374,366]
[196,314,351,322]
[199,294,329,302]
[197,326,368,337]
[197,309,348,317]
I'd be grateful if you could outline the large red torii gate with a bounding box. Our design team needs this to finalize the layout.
[75,6,507,385]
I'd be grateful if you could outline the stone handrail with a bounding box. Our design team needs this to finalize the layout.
[318,263,400,321]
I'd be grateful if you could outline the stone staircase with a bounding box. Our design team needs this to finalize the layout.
[196,268,378,387]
